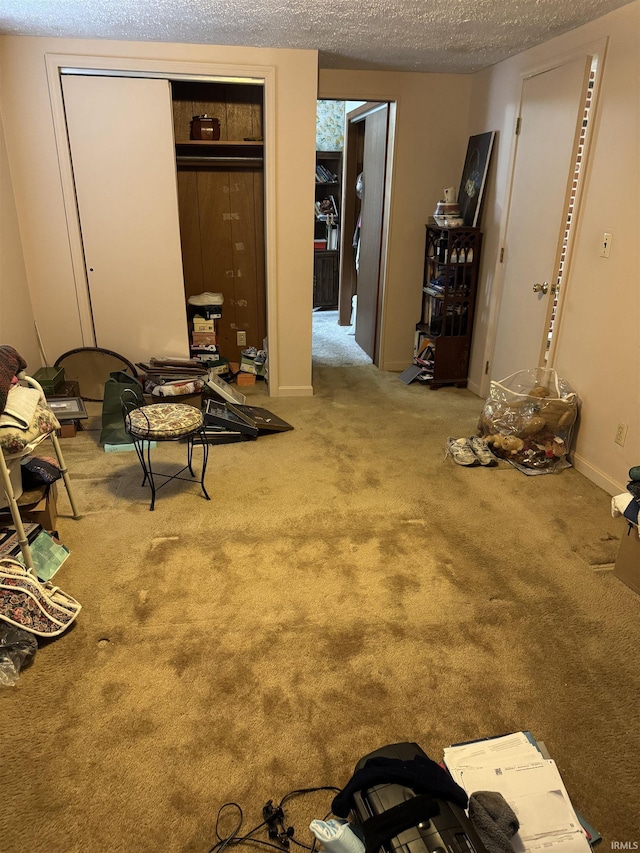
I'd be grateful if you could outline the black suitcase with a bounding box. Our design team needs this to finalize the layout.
[349,742,488,853]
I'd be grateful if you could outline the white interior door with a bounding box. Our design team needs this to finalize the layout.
[62,74,189,365]
[355,104,388,362]
[491,56,590,381]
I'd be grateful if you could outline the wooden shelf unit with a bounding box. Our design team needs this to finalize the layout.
[416,223,482,389]
[314,151,342,309]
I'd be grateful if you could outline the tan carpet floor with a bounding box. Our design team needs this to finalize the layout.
[1,362,638,852]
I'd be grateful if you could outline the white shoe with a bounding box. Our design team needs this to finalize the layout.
[188,292,224,306]
[445,437,480,466]
[469,435,498,466]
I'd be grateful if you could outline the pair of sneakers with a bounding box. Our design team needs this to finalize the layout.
[446,436,497,467]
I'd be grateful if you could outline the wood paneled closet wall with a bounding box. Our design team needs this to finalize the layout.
[171,81,266,361]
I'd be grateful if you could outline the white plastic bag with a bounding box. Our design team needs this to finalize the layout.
[478,368,578,474]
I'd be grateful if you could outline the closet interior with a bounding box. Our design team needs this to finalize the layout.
[171,80,266,363]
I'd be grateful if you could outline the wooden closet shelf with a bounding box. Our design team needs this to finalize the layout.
[175,140,264,167]
[176,155,263,167]
[175,140,264,147]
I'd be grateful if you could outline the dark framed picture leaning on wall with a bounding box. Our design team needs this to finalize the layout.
[457,131,496,227]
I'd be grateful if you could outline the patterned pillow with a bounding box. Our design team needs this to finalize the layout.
[0,401,60,456]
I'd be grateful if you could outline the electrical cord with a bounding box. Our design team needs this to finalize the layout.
[207,786,341,853]
[279,788,340,853]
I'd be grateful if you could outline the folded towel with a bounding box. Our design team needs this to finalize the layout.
[0,386,41,430]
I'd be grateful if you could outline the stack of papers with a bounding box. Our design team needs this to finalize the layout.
[443,732,591,853]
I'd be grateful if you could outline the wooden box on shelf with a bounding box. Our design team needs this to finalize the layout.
[190,115,220,140]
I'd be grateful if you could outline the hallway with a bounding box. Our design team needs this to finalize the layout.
[311,309,372,367]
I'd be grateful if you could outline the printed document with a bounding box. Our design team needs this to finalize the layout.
[443,734,590,853]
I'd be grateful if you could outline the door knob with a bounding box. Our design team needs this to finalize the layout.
[532,282,549,294]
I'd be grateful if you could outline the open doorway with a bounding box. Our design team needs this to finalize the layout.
[312,99,393,369]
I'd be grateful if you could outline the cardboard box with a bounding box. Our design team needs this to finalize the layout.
[191,332,218,346]
[23,483,58,532]
[56,422,77,438]
[191,356,220,370]
[197,306,222,320]
[614,522,640,595]
[0,483,58,533]
[193,319,215,332]
[240,355,257,374]
[208,358,230,376]
[236,373,256,386]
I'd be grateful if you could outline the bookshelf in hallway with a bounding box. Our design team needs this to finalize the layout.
[314,150,342,309]
[414,223,482,389]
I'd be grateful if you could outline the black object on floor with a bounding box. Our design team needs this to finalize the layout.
[346,742,489,853]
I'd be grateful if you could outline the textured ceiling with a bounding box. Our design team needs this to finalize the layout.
[0,0,633,73]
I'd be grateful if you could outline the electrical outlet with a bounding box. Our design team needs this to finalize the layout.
[615,422,628,447]
[236,331,247,347]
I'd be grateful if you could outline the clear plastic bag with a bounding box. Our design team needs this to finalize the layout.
[478,367,578,474]
[0,624,37,687]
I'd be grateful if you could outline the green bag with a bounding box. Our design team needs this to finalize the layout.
[99,370,144,446]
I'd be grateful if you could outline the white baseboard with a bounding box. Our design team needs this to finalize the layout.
[466,379,483,398]
[272,385,314,397]
[381,360,412,372]
[571,451,625,497]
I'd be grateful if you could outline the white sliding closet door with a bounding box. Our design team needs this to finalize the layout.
[62,75,189,364]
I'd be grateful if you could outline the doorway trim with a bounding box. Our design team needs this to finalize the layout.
[477,37,608,399]
[44,52,278,392]
[339,99,396,366]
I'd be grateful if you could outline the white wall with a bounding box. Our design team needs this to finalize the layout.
[467,1,639,493]
[0,37,318,397]
[1,18,637,491]
[0,43,40,370]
